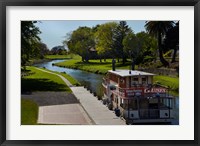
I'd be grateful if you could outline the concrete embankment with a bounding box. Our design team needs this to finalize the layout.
[71,87,125,125]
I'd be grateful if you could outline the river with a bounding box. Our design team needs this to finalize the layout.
[34,59,104,97]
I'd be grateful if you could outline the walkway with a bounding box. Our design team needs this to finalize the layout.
[35,67,125,125]
[22,91,93,125]
[71,87,125,125]
[38,103,92,125]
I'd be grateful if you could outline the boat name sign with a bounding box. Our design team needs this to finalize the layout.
[144,88,167,93]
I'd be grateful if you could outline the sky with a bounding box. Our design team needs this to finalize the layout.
[35,20,146,50]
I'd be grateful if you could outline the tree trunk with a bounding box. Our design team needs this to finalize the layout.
[158,33,169,67]
[171,48,177,63]
[82,56,84,62]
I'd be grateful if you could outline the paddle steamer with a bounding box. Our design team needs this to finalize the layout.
[102,60,176,124]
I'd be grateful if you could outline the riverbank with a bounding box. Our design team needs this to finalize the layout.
[21,66,72,93]
[45,55,72,60]
[39,67,81,86]
[54,56,133,75]
[26,55,72,66]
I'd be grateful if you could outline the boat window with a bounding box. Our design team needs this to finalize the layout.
[142,77,147,84]
[133,77,138,81]
[132,77,139,85]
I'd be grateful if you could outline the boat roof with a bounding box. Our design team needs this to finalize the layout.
[108,70,155,77]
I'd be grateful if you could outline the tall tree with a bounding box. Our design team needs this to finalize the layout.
[21,21,41,67]
[163,21,179,63]
[123,32,138,60]
[95,22,118,62]
[136,32,158,64]
[145,21,174,67]
[113,21,132,64]
[65,27,95,62]
[123,31,157,65]
[51,45,66,55]
[36,42,49,59]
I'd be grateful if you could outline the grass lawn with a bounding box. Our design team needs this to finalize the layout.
[54,55,134,74]
[45,55,72,60]
[21,99,38,125]
[40,68,81,86]
[154,75,179,96]
[21,66,71,93]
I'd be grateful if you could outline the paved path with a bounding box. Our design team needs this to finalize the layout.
[38,104,93,125]
[71,87,125,125]
[35,67,125,125]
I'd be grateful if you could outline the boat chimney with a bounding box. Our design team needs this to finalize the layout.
[112,58,116,71]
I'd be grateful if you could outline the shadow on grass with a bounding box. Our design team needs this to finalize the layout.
[21,78,67,93]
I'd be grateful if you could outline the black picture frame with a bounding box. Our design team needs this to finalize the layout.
[0,0,199,145]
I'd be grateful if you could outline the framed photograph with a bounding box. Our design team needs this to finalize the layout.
[0,0,199,145]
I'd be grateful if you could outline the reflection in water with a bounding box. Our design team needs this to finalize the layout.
[34,60,104,97]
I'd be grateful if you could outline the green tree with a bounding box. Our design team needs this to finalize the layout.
[123,32,138,60]
[113,21,132,64]
[95,22,118,62]
[145,21,174,67]
[123,31,157,65]
[65,27,95,62]
[37,42,49,59]
[51,46,66,55]
[136,32,157,64]
[21,21,41,67]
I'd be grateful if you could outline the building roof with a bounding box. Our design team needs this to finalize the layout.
[108,70,155,77]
